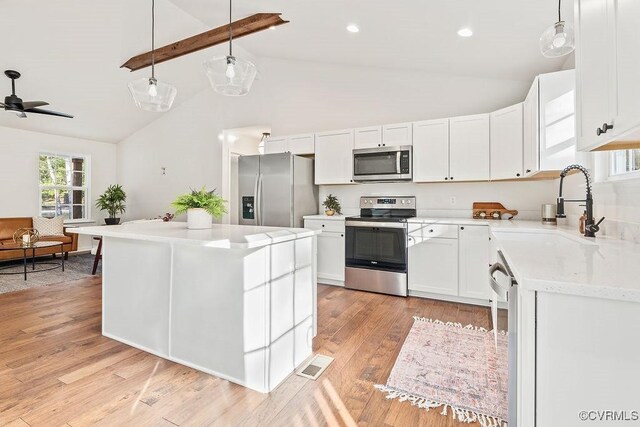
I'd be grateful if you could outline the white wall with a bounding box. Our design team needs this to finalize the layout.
[118,57,540,220]
[0,125,117,250]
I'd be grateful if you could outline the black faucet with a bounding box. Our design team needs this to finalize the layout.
[556,164,605,238]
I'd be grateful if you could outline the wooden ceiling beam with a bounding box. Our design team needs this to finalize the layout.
[121,13,288,72]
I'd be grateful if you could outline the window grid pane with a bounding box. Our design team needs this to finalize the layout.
[39,153,89,221]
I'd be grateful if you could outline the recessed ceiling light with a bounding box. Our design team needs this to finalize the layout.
[457,28,473,37]
[346,24,360,33]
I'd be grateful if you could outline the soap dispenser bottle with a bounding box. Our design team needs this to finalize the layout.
[579,211,587,234]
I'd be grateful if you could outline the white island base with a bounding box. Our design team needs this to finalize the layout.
[73,222,318,393]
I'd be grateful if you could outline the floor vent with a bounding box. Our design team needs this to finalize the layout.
[296,354,334,381]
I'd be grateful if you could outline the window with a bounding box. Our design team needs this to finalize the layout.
[39,153,89,221]
[609,149,640,177]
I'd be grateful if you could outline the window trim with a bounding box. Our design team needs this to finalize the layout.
[38,151,91,223]
[606,149,640,182]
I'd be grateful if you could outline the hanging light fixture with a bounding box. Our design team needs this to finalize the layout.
[203,0,257,96]
[128,0,177,112]
[539,0,575,58]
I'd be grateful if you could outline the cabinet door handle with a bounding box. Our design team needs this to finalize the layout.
[341,234,344,237]
[597,123,614,136]
[526,169,531,173]
[460,226,465,230]
[450,177,454,180]
[429,229,434,233]
[444,177,448,180]
[516,173,521,177]
[322,224,325,227]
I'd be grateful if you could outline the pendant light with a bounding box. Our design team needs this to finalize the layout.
[203,0,257,96]
[128,0,177,112]
[539,0,575,58]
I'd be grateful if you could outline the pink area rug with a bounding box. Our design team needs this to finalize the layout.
[375,317,508,427]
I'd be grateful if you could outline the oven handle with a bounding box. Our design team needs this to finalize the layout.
[345,221,407,229]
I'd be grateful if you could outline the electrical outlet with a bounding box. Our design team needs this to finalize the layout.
[161,167,167,176]
[449,196,456,205]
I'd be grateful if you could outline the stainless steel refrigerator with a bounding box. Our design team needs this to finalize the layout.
[238,153,318,228]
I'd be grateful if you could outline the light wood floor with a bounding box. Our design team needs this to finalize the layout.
[0,277,506,426]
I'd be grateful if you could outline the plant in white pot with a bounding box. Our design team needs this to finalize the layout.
[172,187,227,230]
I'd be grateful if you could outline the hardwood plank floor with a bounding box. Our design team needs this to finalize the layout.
[0,278,506,426]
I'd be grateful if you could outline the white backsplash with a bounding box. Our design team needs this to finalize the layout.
[319,179,559,222]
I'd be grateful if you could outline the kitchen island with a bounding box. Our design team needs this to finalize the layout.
[70,221,319,393]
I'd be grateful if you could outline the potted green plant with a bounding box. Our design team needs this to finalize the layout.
[322,194,342,216]
[96,184,127,225]
[172,187,227,229]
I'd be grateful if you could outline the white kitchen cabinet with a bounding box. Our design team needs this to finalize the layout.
[264,134,314,155]
[458,225,490,300]
[523,77,540,175]
[315,129,355,185]
[576,0,640,151]
[490,103,523,181]
[264,136,287,154]
[354,126,383,149]
[287,134,315,155]
[449,114,490,181]
[412,119,450,182]
[382,122,413,146]
[304,218,345,285]
[408,224,458,296]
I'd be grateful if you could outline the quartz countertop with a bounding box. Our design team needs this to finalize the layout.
[303,214,348,221]
[488,222,640,303]
[68,221,320,249]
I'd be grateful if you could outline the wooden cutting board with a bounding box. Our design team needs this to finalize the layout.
[472,202,518,220]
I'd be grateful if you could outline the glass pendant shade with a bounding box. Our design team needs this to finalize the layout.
[128,77,177,112]
[203,55,257,96]
[540,21,575,58]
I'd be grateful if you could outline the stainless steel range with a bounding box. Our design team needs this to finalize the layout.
[345,196,416,297]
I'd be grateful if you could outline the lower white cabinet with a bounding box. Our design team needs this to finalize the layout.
[409,222,489,304]
[458,225,490,299]
[408,229,459,296]
[304,218,345,285]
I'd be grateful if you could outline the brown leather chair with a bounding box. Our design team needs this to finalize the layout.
[0,217,78,261]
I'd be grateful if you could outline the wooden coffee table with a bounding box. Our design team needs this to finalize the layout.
[0,241,65,280]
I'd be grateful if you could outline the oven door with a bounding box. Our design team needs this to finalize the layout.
[353,146,412,181]
[345,221,407,273]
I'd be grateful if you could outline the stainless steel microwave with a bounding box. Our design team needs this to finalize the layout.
[352,145,412,182]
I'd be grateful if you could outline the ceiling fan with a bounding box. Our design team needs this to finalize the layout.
[1,70,73,119]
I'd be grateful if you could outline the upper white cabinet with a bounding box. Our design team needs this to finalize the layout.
[264,134,314,155]
[449,114,490,181]
[354,126,383,149]
[264,136,288,154]
[523,77,540,175]
[382,122,413,146]
[576,0,640,151]
[523,70,577,177]
[490,103,524,180]
[413,119,450,182]
[315,129,355,185]
[287,134,315,155]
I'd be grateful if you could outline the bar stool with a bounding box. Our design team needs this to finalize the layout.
[92,236,102,275]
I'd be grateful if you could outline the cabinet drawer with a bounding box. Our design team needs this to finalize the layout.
[409,223,458,240]
[304,219,345,233]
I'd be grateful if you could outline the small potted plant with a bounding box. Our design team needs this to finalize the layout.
[322,194,342,216]
[96,184,127,225]
[172,187,227,230]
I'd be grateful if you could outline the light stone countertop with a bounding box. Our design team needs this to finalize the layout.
[68,221,320,249]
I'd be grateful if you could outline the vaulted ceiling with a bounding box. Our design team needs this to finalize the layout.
[0,0,572,143]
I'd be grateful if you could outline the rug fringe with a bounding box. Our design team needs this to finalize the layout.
[412,316,507,336]
[374,384,505,426]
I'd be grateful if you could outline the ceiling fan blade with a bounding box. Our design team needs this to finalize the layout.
[21,101,49,109]
[24,107,73,119]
